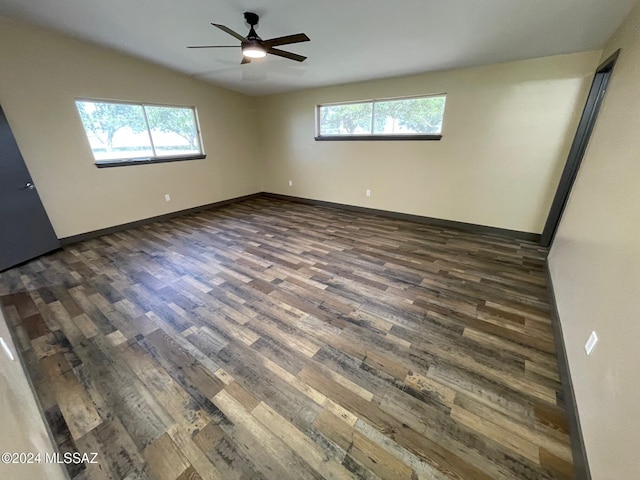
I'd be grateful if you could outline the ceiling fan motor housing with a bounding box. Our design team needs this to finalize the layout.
[244,12,260,27]
[244,12,261,42]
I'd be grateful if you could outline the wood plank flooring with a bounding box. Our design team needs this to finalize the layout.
[0,197,573,480]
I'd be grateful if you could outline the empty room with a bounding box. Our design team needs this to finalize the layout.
[0,1,639,479]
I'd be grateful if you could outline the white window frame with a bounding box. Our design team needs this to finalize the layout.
[315,93,446,141]
[75,98,206,168]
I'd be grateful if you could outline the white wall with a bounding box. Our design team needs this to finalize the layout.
[0,17,261,238]
[548,2,640,478]
[257,51,601,234]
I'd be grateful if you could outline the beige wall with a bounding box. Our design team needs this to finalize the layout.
[257,51,601,234]
[0,16,601,238]
[0,17,261,239]
[2,10,634,480]
[0,309,67,480]
[548,2,640,479]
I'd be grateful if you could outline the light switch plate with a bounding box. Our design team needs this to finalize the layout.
[585,331,598,355]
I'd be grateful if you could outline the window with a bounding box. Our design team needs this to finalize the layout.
[75,99,205,167]
[316,94,446,140]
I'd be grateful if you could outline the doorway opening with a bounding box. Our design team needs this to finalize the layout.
[541,50,620,247]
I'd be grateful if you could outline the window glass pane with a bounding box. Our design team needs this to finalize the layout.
[75,101,153,161]
[144,106,201,157]
[319,102,373,135]
[373,96,446,134]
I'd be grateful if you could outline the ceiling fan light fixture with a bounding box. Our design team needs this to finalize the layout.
[242,42,266,59]
[191,13,310,64]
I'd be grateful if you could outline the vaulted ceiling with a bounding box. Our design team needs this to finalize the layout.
[0,0,636,95]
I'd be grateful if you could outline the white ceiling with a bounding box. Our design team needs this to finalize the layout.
[0,0,636,96]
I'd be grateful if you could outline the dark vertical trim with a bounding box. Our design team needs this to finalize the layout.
[596,49,621,72]
[545,263,591,480]
[541,49,620,247]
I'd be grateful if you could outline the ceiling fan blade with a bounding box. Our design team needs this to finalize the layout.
[211,23,246,42]
[263,33,310,48]
[241,56,252,65]
[187,45,241,49]
[267,47,307,63]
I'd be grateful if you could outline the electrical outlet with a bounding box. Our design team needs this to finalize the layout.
[585,331,598,355]
[288,180,293,187]
[164,194,171,202]
[366,189,371,197]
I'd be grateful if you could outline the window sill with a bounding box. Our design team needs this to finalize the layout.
[314,135,442,141]
[95,154,206,168]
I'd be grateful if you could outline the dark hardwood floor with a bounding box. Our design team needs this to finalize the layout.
[0,197,573,480]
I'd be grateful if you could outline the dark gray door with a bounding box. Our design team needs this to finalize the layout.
[0,105,60,271]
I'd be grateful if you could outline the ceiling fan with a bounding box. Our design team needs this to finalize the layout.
[188,11,310,64]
